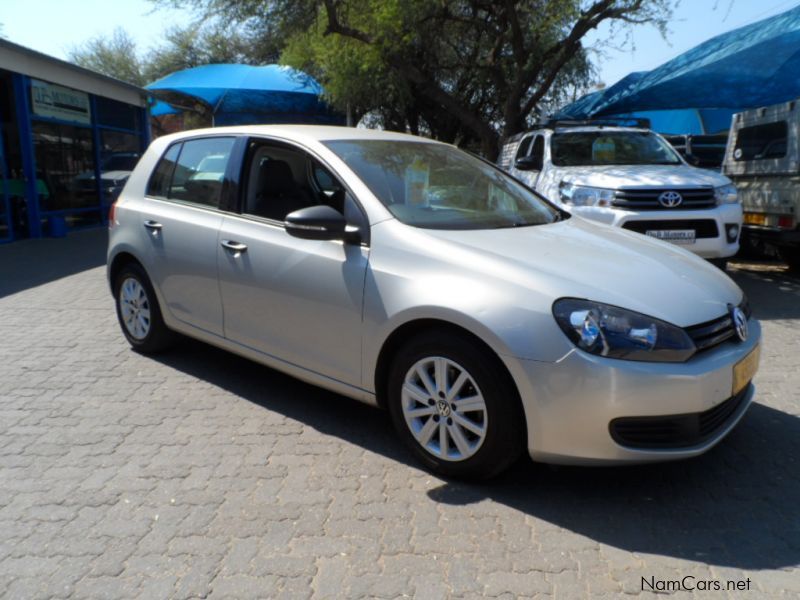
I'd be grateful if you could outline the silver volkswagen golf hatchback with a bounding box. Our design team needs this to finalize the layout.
[108,126,761,479]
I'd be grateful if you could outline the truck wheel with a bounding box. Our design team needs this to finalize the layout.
[780,248,800,273]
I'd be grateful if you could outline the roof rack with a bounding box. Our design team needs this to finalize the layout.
[537,117,652,130]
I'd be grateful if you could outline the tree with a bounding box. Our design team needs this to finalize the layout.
[155,0,673,158]
[68,28,147,86]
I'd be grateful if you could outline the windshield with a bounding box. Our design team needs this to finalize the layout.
[323,140,561,230]
[551,131,682,167]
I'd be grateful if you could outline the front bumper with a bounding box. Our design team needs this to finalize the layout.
[502,318,761,465]
[571,203,743,259]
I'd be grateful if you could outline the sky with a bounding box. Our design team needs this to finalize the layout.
[0,0,799,88]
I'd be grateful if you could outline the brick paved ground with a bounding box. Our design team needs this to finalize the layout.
[0,229,798,599]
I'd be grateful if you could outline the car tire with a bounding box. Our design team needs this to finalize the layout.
[387,331,526,480]
[709,258,729,271]
[114,263,174,353]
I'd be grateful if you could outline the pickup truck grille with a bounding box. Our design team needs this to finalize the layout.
[613,187,716,210]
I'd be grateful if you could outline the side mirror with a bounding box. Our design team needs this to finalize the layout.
[514,155,543,171]
[285,205,357,242]
[685,154,701,167]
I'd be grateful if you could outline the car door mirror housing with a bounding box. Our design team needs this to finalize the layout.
[285,205,356,242]
[515,155,543,171]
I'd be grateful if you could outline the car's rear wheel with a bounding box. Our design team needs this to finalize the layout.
[709,258,729,271]
[114,263,173,353]
[387,331,525,480]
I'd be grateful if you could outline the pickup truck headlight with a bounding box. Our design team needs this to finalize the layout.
[714,183,738,204]
[552,298,696,362]
[559,182,614,207]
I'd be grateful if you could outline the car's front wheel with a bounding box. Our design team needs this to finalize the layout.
[114,263,173,353]
[387,331,525,479]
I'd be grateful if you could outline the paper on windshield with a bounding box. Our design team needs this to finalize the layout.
[405,157,430,206]
[592,137,616,162]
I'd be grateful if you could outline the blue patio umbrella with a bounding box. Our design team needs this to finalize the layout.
[146,63,343,126]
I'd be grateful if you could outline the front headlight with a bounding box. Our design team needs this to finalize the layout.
[714,183,738,204]
[552,298,696,362]
[559,182,615,207]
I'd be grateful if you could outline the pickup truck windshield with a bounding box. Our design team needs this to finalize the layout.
[551,131,682,167]
[324,140,561,230]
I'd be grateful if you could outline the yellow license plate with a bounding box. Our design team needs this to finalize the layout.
[732,344,760,395]
[744,213,767,226]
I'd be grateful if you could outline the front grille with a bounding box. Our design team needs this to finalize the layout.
[613,187,716,210]
[609,384,752,449]
[622,219,719,238]
[685,300,751,354]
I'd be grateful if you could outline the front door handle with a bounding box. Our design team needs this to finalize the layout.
[220,240,248,253]
[143,220,163,231]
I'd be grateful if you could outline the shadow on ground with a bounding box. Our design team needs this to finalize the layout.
[729,259,800,320]
[155,335,799,572]
[0,228,108,298]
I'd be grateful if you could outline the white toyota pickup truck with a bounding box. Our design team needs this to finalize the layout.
[498,122,742,267]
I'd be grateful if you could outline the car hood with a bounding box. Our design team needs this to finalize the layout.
[558,164,730,189]
[424,216,743,327]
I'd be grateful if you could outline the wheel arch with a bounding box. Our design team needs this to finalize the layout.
[373,318,522,413]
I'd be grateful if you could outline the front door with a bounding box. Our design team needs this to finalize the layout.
[217,139,369,386]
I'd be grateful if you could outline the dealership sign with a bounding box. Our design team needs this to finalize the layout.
[30,79,91,125]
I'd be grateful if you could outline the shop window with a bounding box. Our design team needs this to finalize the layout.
[99,130,141,202]
[95,96,140,131]
[31,121,100,228]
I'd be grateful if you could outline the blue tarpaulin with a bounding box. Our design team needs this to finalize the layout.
[558,5,800,131]
[146,64,343,126]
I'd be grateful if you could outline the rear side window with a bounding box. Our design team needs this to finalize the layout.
[146,137,236,208]
[734,121,788,161]
[147,144,180,198]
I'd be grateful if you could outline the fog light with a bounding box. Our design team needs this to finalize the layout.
[725,224,739,243]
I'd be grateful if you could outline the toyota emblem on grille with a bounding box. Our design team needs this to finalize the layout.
[731,306,748,342]
[658,191,683,207]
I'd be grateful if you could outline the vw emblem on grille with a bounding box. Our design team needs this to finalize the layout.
[731,306,748,342]
[658,191,683,207]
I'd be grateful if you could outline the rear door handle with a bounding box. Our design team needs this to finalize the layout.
[143,220,163,231]
[220,240,248,253]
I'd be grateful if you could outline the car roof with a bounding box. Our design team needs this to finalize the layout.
[156,125,441,147]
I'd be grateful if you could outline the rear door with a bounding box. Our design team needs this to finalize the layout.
[217,137,369,386]
[140,136,237,337]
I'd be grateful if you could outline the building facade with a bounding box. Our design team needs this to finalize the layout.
[0,40,149,242]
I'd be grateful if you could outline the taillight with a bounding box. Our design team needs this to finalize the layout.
[108,202,117,229]
[778,215,795,229]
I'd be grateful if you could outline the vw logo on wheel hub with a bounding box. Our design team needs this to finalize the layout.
[731,306,748,342]
[658,191,683,208]
[436,399,451,417]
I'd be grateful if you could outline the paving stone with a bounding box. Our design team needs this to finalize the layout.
[0,233,798,598]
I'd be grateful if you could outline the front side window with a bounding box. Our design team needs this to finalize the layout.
[734,121,788,161]
[324,140,560,230]
[551,131,682,167]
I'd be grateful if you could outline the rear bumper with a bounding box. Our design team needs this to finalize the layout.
[743,224,800,249]
[572,203,743,259]
[502,318,761,465]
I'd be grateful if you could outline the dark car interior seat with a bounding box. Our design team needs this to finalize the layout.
[249,158,314,221]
